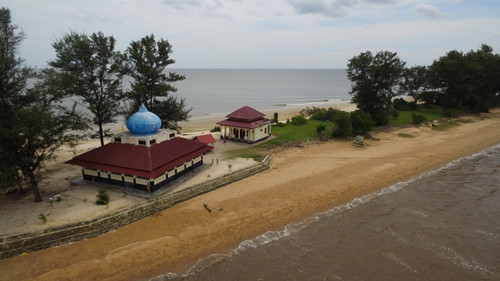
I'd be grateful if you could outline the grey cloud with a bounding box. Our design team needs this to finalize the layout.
[288,0,398,17]
[413,4,442,20]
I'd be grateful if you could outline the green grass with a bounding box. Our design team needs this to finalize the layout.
[227,120,332,159]
[389,105,465,126]
[397,133,415,138]
[432,120,461,131]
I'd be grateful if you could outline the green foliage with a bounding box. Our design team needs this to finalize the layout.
[38,213,49,224]
[393,98,417,111]
[332,111,353,138]
[273,112,278,123]
[290,115,307,125]
[49,31,122,146]
[390,109,399,120]
[347,50,406,126]
[96,189,110,206]
[350,110,375,135]
[429,44,500,112]
[411,113,426,125]
[398,65,430,103]
[0,8,85,203]
[302,107,341,121]
[121,34,190,130]
[316,124,326,139]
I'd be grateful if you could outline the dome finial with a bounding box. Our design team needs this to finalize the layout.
[126,104,162,135]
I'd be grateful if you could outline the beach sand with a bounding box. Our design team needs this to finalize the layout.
[0,106,499,281]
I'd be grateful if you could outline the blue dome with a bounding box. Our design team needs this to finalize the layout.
[126,104,162,135]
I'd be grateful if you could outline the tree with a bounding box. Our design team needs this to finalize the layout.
[399,65,429,104]
[121,34,190,130]
[0,7,29,192]
[347,51,405,125]
[0,8,85,202]
[429,45,500,112]
[429,50,467,110]
[49,31,123,146]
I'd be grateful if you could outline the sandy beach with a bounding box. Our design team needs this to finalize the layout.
[1,106,499,281]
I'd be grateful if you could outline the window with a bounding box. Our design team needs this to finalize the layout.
[150,139,156,145]
[138,140,146,145]
[169,132,175,138]
[114,137,121,143]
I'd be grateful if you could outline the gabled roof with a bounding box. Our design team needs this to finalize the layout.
[65,137,212,179]
[217,118,271,129]
[194,134,216,144]
[226,105,265,121]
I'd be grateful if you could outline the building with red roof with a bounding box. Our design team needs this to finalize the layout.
[194,134,216,145]
[66,105,212,193]
[217,105,271,143]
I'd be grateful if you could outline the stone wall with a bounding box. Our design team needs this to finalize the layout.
[0,156,272,260]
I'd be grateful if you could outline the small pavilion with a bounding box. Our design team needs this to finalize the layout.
[217,105,272,143]
[66,104,213,193]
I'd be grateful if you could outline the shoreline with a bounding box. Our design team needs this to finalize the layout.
[0,109,499,281]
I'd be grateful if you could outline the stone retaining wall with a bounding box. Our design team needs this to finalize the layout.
[0,156,272,260]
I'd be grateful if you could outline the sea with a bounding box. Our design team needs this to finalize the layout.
[152,143,500,281]
[171,69,352,119]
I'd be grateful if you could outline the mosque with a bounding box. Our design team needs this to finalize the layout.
[66,104,213,193]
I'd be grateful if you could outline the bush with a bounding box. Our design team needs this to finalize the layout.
[290,115,307,125]
[273,112,279,123]
[332,111,353,138]
[393,98,417,111]
[350,110,375,135]
[412,113,426,125]
[96,189,110,206]
[210,126,221,132]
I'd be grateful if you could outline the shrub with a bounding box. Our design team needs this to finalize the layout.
[393,98,417,111]
[96,189,110,206]
[38,213,49,224]
[210,126,221,132]
[316,124,327,139]
[332,111,353,138]
[273,112,278,123]
[290,115,307,125]
[350,110,375,135]
[412,113,426,125]
[391,109,399,120]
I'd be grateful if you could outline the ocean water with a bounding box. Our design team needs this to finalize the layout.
[153,143,500,281]
[171,69,352,118]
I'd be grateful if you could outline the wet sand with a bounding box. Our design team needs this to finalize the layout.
[1,108,499,281]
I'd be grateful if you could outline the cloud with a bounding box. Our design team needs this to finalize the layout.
[412,4,442,20]
[288,0,398,17]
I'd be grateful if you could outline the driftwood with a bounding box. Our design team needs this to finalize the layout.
[203,203,212,213]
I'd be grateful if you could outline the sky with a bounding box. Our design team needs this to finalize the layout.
[3,0,500,68]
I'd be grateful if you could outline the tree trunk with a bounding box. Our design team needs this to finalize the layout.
[28,171,42,203]
[98,123,104,147]
[15,171,25,195]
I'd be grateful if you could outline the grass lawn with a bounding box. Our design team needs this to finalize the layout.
[389,106,465,126]
[227,120,333,160]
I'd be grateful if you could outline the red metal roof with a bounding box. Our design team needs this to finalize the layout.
[65,137,212,179]
[194,134,216,144]
[226,105,265,121]
[217,118,271,129]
